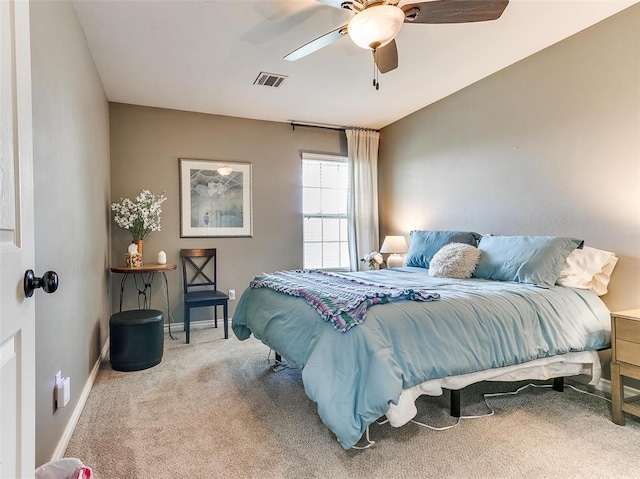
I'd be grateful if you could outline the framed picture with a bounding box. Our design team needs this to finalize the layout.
[179,158,252,237]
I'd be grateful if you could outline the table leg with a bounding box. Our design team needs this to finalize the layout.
[161,272,176,340]
[132,272,155,309]
[118,274,129,312]
[611,362,625,425]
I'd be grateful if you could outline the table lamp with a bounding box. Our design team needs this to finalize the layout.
[380,235,408,268]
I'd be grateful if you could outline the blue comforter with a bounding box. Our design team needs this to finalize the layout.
[232,267,611,449]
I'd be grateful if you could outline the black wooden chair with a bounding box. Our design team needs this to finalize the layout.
[180,248,229,344]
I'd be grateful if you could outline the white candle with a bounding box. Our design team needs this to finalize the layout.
[157,251,167,264]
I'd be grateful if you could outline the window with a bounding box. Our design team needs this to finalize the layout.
[302,153,350,270]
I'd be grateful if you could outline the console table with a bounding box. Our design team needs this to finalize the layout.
[110,263,177,312]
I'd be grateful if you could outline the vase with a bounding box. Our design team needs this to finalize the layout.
[133,240,143,259]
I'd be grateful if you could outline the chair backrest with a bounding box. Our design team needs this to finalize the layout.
[180,248,218,294]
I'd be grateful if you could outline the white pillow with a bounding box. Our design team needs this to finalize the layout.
[556,246,618,296]
[429,243,481,279]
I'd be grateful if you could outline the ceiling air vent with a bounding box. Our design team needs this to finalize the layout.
[254,72,287,88]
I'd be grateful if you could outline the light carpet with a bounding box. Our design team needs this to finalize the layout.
[65,326,640,478]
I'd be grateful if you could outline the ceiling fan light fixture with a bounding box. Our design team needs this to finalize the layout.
[348,5,404,50]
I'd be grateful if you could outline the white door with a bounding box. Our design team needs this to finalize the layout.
[0,0,36,478]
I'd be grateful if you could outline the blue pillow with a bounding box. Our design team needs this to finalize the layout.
[405,230,481,269]
[473,235,583,288]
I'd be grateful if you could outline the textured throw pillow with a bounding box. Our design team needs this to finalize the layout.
[428,243,481,279]
[473,235,583,288]
[405,230,481,269]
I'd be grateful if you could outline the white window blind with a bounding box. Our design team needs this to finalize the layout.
[302,153,350,270]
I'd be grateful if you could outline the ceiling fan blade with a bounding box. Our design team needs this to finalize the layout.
[374,40,398,74]
[284,25,348,61]
[402,0,509,24]
[242,3,323,45]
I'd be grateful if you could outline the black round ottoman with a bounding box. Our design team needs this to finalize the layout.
[109,309,164,372]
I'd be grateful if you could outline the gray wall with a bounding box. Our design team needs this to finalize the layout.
[109,103,346,322]
[378,4,640,314]
[31,0,111,466]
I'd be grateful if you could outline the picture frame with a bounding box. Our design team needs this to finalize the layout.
[179,158,252,237]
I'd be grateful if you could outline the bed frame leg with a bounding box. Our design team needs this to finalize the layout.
[450,389,461,417]
[553,377,564,392]
[270,351,286,372]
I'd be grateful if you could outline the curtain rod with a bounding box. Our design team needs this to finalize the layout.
[290,121,378,133]
[290,122,344,132]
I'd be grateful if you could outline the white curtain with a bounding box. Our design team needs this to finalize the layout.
[347,129,380,271]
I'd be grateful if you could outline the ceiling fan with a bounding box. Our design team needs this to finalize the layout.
[284,0,509,86]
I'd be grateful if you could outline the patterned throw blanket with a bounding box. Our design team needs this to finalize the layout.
[250,270,440,333]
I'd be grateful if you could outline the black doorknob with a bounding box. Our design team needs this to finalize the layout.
[23,270,59,297]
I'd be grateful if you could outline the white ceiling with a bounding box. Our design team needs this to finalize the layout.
[72,0,637,129]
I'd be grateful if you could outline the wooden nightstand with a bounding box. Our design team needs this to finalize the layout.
[611,309,640,425]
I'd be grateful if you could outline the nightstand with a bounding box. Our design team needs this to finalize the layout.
[610,309,640,425]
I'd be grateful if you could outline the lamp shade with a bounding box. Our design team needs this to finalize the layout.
[380,235,408,254]
[348,5,405,50]
[381,236,408,269]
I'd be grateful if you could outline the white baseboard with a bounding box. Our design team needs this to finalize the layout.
[569,373,640,398]
[50,338,110,461]
[593,377,640,397]
[163,317,231,334]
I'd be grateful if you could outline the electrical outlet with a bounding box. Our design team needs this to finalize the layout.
[56,377,70,408]
[228,289,236,300]
[54,371,62,409]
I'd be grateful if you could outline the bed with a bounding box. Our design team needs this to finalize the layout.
[231,233,617,449]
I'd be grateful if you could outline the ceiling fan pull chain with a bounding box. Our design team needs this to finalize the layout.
[372,49,380,91]
[372,50,376,88]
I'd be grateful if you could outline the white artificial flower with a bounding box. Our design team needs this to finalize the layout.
[361,250,385,270]
[111,189,167,241]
